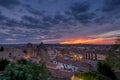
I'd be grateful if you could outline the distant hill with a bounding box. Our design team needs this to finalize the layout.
[0,43,112,47]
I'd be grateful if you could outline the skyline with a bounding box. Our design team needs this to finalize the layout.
[0,0,120,44]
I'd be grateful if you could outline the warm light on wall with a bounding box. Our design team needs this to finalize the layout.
[79,56,83,60]
[72,54,77,60]
[24,53,30,59]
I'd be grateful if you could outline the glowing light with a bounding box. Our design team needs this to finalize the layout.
[24,53,30,59]
[79,56,83,60]
[72,54,83,61]
[72,54,77,60]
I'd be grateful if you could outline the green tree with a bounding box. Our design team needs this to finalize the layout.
[106,38,120,68]
[0,60,51,80]
[38,60,50,80]
[0,58,10,71]
[97,61,117,80]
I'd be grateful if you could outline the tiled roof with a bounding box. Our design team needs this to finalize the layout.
[48,68,73,80]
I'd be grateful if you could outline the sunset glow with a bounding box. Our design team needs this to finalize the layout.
[60,38,115,44]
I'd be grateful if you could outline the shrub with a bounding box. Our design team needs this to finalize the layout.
[97,61,117,80]
[0,58,10,71]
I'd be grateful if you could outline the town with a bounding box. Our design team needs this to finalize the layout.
[0,0,120,80]
[0,43,111,79]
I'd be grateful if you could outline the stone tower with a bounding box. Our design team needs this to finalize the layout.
[37,42,48,61]
[26,43,37,58]
[26,43,34,55]
[25,42,48,61]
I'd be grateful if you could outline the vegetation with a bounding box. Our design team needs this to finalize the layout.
[0,58,10,71]
[106,38,120,68]
[0,59,52,80]
[0,46,4,52]
[74,72,112,80]
[17,59,28,64]
[106,49,120,68]
[97,61,117,80]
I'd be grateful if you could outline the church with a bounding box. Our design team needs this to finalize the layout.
[24,42,48,61]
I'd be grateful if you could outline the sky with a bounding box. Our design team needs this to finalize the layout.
[0,0,120,44]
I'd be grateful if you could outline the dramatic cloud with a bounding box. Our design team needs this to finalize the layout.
[0,0,20,8]
[70,2,90,14]
[0,0,119,44]
[25,4,44,16]
[22,15,40,24]
[0,12,7,22]
[103,0,120,12]
[74,13,95,23]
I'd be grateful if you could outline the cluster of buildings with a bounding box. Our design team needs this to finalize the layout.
[43,44,107,79]
[23,43,119,80]
[0,43,108,80]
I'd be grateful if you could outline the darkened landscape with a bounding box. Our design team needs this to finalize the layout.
[0,0,120,80]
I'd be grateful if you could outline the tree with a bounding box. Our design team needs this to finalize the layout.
[0,58,10,71]
[97,61,117,80]
[106,37,120,68]
[0,46,4,52]
[17,59,28,64]
[38,60,50,80]
[0,60,52,80]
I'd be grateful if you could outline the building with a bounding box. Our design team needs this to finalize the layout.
[25,42,48,61]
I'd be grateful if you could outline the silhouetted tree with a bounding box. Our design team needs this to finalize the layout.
[17,59,28,64]
[0,46,4,52]
[106,37,120,68]
[0,58,10,71]
[97,61,117,80]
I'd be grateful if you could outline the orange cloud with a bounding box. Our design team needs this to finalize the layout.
[60,37,115,44]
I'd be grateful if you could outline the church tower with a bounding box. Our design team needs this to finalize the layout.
[37,42,48,61]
